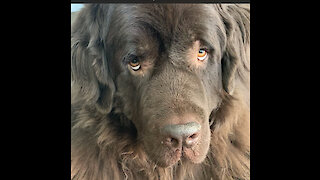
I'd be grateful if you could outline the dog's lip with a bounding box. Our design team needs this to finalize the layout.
[171,147,199,163]
[160,149,182,167]
[164,148,199,167]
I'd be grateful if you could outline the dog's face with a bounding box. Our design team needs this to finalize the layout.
[71,4,249,168]
[110,4,226,167]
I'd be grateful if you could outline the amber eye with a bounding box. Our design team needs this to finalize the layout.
[129,58,141,71]
[197,49,208,61]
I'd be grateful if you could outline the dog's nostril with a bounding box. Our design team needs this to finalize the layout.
[165,137,175,143]
[188,132,199,139]
[164,137,180,147]
[161,122,201,148]
[185,132,199,147]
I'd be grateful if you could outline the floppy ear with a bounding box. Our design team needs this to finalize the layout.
[71,5,115,114]
[218,5,250,95]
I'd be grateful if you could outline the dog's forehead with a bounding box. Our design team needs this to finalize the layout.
[138,4,216,37]
[106,4,225,66]
[111,4,220,45]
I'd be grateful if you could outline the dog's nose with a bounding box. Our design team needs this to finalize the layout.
[160,122,201,148]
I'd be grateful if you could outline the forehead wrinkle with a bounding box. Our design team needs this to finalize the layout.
[126,5,201,47]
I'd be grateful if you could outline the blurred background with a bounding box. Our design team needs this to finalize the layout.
[71,4,83,12]
[71,4,84,24]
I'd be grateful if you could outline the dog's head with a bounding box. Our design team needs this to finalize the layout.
[71,4,249,167]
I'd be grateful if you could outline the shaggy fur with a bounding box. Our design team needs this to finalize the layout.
[71,4,250,180]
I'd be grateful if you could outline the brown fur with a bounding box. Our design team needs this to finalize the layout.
[71,4,250,180]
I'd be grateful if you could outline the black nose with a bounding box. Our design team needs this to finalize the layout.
[160,122,201,148]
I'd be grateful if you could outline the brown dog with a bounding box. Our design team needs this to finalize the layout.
[71,4,250,180]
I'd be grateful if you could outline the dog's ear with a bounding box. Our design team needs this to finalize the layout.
[217,5,250,95]
[71,5,115,114]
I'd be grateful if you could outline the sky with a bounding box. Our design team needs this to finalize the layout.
[71,4,84,12]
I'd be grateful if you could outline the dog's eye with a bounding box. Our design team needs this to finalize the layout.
[197,49,208,61]
[129,58,141,71]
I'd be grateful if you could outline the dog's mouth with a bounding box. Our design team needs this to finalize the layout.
[161,148,183,167]
[116,104,216,168]
[177,146,202,162]
[155,140,207,167]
